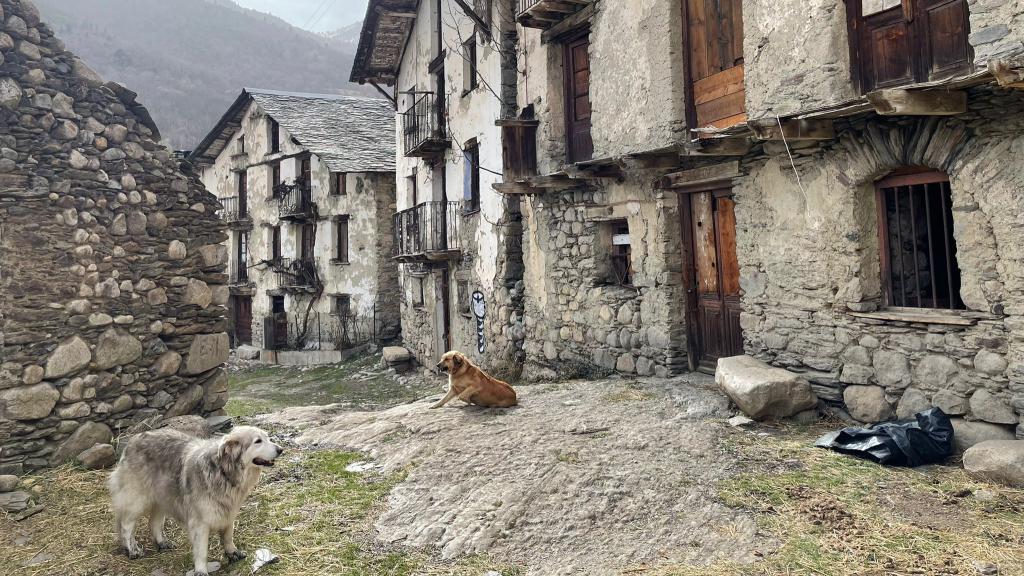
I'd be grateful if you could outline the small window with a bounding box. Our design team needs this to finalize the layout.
[876,170,963,310]
[269,118,280,153]
[334,294,351,317]
[608,220,632,286]
[332,172,347,196]
[463,36,478,94]
[271,295,285,314]
[412,276,425,308]
[237,171,248,218]
[335,216,350,263]
[269,162,281,197]
[235,231,249,282]
[463,140,480,213]
[270,225,282,261]
[457,280,471,316]
[238,134,246,154]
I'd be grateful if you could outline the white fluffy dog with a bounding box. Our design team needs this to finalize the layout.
[108,425,283,576]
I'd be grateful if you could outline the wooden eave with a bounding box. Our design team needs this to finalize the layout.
[349,0,419,86]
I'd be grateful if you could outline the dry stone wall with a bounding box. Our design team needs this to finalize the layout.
[0,0,228,473]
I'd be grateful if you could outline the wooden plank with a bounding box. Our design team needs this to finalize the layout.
[866,88,967,115]
[693,65,745,105]
[716,197,740,297]
[847,309,976,326]
[541,3,595,43]
[681,136,752,156]
[691,192,718,296]
[687,0,707,82]
[749,118,835,141]
[696,89,746,126]
[989,56,1024,88]
[658,161,740,189]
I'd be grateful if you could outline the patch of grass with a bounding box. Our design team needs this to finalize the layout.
[225,356,439,417]
[602,382,656,403]
[644,427,1024,576]
[0,451,524,576]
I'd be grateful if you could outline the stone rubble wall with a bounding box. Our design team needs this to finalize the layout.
[520,175,688,380]
[0,0,228,473]
[735,87,1024,436]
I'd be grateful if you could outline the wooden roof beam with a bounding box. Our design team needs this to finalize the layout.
[749,118,835,141]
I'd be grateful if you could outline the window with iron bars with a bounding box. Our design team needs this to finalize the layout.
[608,220,633,287]
[877,170,963,310]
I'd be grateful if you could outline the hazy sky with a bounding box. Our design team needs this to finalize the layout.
[232,0,369,32]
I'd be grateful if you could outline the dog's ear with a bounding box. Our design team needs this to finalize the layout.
[220,436,244,464]
[453,354,463,368]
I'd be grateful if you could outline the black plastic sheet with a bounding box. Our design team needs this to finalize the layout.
[814,407,954,467]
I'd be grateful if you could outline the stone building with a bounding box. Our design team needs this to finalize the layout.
[351,0,526,372]
[190,89,398,363]
[0,0,229,473]
[505,0,1024,435]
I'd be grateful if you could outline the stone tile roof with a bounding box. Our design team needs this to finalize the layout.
[189,89,395,173]
[249,89,396,173]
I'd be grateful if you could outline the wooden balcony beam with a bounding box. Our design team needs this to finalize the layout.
[866,88,967,116]
[749,118,835,141]
[989,56,1024,88]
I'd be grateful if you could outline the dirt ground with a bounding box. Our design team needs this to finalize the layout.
[3,359,1023,576]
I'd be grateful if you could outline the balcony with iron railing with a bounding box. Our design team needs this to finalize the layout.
[273,257,319,292]
[393,201,462,262]
[219,196,251,228]
[276,182,317,221]
[517,0,591,29]
[402,93,449,158]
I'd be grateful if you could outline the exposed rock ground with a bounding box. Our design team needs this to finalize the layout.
[260,374,774,575]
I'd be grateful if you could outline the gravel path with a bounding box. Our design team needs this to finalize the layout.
[259,375,774,575]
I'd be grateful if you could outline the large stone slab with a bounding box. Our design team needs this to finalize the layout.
[44,336,91,379]
[844,385,894,423]
[0,383,59,420]
[51,421,112,465]
[93,328,142,370]
[382,346,413,364]
[181,333,229,375]
[715,356,817,420]
[963,440,1024,487]
[951,419,1017,453]
[969,390,1017,425]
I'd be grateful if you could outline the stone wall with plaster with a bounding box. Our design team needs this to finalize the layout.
[734,87,1024,436]
[0,0,229,473]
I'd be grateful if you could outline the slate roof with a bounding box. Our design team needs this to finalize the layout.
[189,88,396,173]
[349,0,419,86]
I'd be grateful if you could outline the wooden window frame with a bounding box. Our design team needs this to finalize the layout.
[269,162,281,198]
[846,0,973,94]
[270,225,282,261]
[562,28,594,164]
[237,170,248,218]
[463,140,481,214]
[334,215,350,264]
[238,134,245,154]
[332,172,347,196]
[269,118,281,153]
[875,169,964,311]
[463,35,478,96]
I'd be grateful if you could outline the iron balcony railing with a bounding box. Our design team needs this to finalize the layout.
[393,201,461,261]
[219,196,249,224]
[277,182,316,220]
[401,93,448,157]
[273,257,318,290]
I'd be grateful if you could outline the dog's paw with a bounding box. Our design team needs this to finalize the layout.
[155,540,175,552]
[124,544,144,560]
[225,549,247,563]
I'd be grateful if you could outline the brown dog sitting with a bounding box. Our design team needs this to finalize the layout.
[432,351,518,409]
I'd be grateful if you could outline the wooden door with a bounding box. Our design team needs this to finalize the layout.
[300,223,316,262]
[300,157,312,206]
[271,295,288,349]
[233,295,252,345]
[564,33,593,163]
[685,190,743,368]
[686,0,745,129]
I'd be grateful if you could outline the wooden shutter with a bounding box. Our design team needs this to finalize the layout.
[238,171,247,216]
[564,33,593,163]
[336,217,349,263]
[687,0,746,129]
[301,223,315,261]
[271,226,281,260]
[854,0,970,92]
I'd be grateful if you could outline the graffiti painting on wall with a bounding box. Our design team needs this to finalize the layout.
[472,290,485,354]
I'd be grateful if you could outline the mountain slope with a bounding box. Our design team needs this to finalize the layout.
[33,0,374,149]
